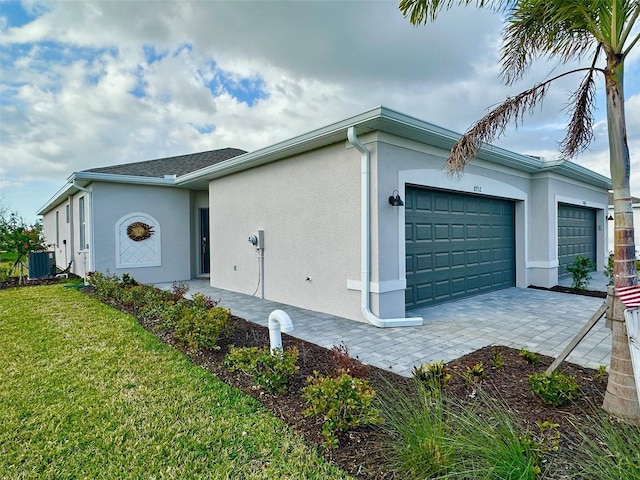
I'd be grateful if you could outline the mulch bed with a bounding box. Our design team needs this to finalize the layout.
[130,306,608,479]
[3,277,612,478]
[528,284,607,299]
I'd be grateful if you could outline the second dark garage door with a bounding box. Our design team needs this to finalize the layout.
[405,187,515,310]
[557,204,596,276]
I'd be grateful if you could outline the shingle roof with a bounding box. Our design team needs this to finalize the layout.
[85,147,247,178]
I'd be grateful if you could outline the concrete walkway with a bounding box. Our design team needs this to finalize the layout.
[156,277,611,377]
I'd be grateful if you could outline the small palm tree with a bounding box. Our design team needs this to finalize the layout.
[400,0,639,420]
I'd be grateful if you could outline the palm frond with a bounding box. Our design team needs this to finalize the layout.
[559,47,602,157]
[501,1,596,84]
[559,70,597,158]
[446,82,549,175]
[399,0,507,25]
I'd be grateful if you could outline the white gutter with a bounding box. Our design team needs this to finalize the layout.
[73,171,176,186]
[347,127,423,328]
[72,180,94,274]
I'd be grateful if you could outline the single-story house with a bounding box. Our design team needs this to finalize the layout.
[38,106,610,327]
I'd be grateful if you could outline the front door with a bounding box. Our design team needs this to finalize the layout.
[199,208,210,275]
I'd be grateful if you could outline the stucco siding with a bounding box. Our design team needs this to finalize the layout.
[209,141,363,321]
[91,183,191,283]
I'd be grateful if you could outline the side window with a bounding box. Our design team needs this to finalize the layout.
[55,211,60,247]
[79,197,86,249]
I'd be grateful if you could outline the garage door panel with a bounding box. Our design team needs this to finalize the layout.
[466,250,479,265]
[557,204,596,276]
[406,187,515,309]
[435,224,449,240]
[416,254,433,272]
[451,224,465,239]
[451,251,465,266]
[435,196,449,212]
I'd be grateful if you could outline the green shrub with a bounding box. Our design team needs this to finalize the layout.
[119,272,139,287]
[412,360,451,391]
[566,254,595,291]
[223,345,299,394]
[528,371,580,406]
[604,252,614,285]
[191,292,220,310]
[302,371,383,448]
[119,284,153,309]
[520,348,540,365]
[491,348,505,369]
[462,362,486,386]
[174,305,230,351]
[593,364,608,383]
[138,299,176,322]
[87,271,121,301]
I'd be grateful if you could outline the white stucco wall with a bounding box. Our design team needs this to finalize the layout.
[91,183,192,283]
[209,141,363,321]
[207,133,608,322]
[41,198,73,271]
[41,192,89,277]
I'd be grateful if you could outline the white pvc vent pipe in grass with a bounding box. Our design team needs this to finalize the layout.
[268,310,293,352]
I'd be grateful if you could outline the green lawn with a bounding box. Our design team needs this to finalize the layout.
[0,285,351,479]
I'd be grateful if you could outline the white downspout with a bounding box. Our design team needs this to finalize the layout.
[73,180,94,275]
[347,127,423,328]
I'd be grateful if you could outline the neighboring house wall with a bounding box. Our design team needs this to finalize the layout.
[91,182,192,284]
[42,194,87,276]
[209,141,364,321]
[529,175,607,285]
[607,202,640,257]
[42,199,73,270]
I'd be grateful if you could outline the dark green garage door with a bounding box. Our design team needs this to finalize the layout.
[557,204,596,276]
[405,187,515,310]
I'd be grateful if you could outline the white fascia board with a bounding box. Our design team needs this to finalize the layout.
[37,182,75,216]
[73,171,176,186]
[38,172,176,216]
[545,161,611,189]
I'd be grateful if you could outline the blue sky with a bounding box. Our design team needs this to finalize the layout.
[0,0,639,223]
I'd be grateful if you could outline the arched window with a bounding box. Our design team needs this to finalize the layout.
[115,213,161,268]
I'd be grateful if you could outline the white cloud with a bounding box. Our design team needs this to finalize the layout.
[0,0,638,222]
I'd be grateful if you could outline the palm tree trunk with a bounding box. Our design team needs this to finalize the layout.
[602,55,640,422]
